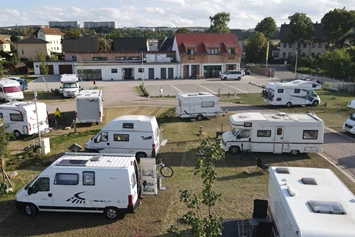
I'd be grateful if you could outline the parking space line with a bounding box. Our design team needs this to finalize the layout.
[197,84,217,94]
[224,84,248,93]
[170,84,183,93]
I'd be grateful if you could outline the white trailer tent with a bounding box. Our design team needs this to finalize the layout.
[343,99,355,134]
[175,92,223,121]
[221,112,324,156]
[268,166,355,237]
[75,90,103,124]
[262,80,321,107]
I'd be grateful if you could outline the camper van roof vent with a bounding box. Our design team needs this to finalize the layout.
[276,167,290,174]
[89,156,100,162]
[307,200,346,215]
[198,92,210,95]
[277,112,287,116]
[57,159,88,166]
[301,177,317,185]
[287,185,296,196]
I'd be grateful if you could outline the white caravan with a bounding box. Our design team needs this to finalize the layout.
[85,115,161,160]
[343,99,355,134]
[221,112,324,156]
[60,74,80,98]
[268,166,355,237]
[261,80,321,107]
[175,92,224,120]
[75,90,104,124]
[0,78,24,102]
[0,101,49,138]
[15,153,141,219]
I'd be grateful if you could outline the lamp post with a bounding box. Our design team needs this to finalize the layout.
[141,51,144,85]
[294,51,298,79]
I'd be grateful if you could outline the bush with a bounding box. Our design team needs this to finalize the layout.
[139,84,149,97]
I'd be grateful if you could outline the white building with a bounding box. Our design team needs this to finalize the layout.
[34,27,64,54]
[49,21,80,28]
[84,21,116,28]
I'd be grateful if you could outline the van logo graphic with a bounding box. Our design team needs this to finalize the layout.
[66,191,86,204]
[142,136,152,140]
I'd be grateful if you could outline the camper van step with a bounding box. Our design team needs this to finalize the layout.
[161,139,168,146]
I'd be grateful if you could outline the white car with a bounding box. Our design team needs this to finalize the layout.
[219,70,243,80]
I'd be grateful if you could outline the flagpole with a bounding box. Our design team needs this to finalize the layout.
[266,40,269,69]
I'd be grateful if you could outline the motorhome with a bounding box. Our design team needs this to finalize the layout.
[75,90,103,124]
[343,99,355,134]
[0,101,49,138]
[15,153,141,219]
[221,112,324,156]
[261,80,321,107]
[268,166,355,237]
[60,74,80,98]
[175,92,224,120]
[85,115,161,161]
[0,78,24,102]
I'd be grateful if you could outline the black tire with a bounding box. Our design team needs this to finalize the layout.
[24,203,38,217]
[237,77,241,80]
[196,115,203,121]
[312,100,319,106]
[286,102,292,108]
[229,146,240,154]
[104,207,124,220]
[14,130,22,139]
[290,150,300,156]
[223,77,227,80]
[135,152,147,163]
[160,166,174,178]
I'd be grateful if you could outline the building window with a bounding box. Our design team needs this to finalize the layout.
[311,53,315,57]
[54,173,79,185]
[83,171,95,186]
[283,43,287,48]
[282,52,286,58]
[273,51,280,57]
[22,49,24,55]
[113,134,129,142]
[187,49,194,55]
[303,43,307,48]
[318,43,322,48]
[227,48,235,54]
[288,43,292,48]
[92,57,108,61]
[228,65,234,70]
[111,68,118,73]
[312,43,316,48]
[57,47,59,50]
[207,48,218,54]
[288,52,292,58]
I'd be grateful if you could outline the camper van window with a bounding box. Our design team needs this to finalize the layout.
[0,88,2,92]
[201,101,215,108]
[3,86,21,93]
[257,130,271,137]
[277,128,283,135]
[54,173,79,185]
[31,177,50,193]
[350,113,355,121]
[83,171,95,186]
[294,89,300,93]
[244,122,252,127]
[10,113,23,121]
[114,134,129,142]
[0,113,3,119]
[239,130,250,138]
[123,123,134,129]
[130,173,137,189]
[100,132,108,142]
[63,83,78,88]
[276,98,281,101]
[303,130,318,139]
[277,89,284,93]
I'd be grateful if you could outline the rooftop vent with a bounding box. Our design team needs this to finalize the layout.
[308,200,346,215]
[89,156,100,162]
[287,185,296,196]
[57,159,88,166]
[276,167,290,174]
[277,112,287,116]
[301,177,317,185]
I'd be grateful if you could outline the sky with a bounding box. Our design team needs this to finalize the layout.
[0,0,354,29]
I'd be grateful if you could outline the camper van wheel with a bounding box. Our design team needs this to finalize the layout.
[290,150,300,156]
[286,102,292,108]
[14,130,22,139]
[237,77,241,81]
[223,77,227,80]
[229,146,241,154]
[312,100,319,106]
[104,207,124,219]
[24,203,38,216]
[196,115,203,121]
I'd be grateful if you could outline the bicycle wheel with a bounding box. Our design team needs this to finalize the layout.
[160,166,174,178]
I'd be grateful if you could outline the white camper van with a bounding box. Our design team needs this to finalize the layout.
[0,101,49,138]
[343,99,355,134]
[0,78,24,102]
[60,74,80,98]
[75,90,103,124]
[268,166,355,237]
[15,153,141,219]
[85,115,161,160]
[261,80,321,107]
[175,92,224,120]
[221,112,324,156]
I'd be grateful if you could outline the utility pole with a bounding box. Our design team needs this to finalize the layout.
[294,51,298,79]
[141,51,144,85]
[34,91,41,150]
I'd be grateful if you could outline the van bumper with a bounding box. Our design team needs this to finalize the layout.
[15,200,24,210]
[127,200,140,213]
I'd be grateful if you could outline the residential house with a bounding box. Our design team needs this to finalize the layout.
[0,37,11,52]
[33,27,64,54]
[172,33,242,78]
[16,36,50,60]
[276,22,326,59]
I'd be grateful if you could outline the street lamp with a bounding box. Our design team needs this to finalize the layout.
[294,51,298,79]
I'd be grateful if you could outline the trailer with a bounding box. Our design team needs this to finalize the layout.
[268,166,355,237]
[175,92,224,121]
[75,90,103,124]
[221,112,324,156]
[261,80,321,107]
[343,99,355,134]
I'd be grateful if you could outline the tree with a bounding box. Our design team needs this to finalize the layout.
[244,32,268,63]
[318,48,352,79]
[12,54,18,66]
[168,138,225,237]
[209,12,230,33]
[287,13,314,53]
[255,17,277,39]
[98,37,111,52]
[36,51,48,77]
[0,118,13,169]
[10,34,20,42]
[0,62,5,77]
[176,28,190,33]
[321,8,355,48]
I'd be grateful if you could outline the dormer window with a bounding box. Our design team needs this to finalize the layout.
[187,49,194,55]
[227,48,235,54]
[208,48,218,55]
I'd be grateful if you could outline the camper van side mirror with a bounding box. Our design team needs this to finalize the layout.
[60,86,62,89]
[27,187,33,195]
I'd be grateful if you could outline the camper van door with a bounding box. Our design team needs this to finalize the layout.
[27,176,53,207]
[93,132,111,152]
[273,127,283,153]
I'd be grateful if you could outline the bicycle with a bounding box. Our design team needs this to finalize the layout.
[157,158,174,178]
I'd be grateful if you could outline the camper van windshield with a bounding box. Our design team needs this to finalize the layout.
[63,83,78,88]
[24,175,38,190]
[3,86,21,93]
[350,113,355,121]
[231,128,240,136]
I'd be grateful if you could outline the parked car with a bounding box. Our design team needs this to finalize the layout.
[219,70,243,80]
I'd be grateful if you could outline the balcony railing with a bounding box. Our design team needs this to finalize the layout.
[187,55,195,60]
